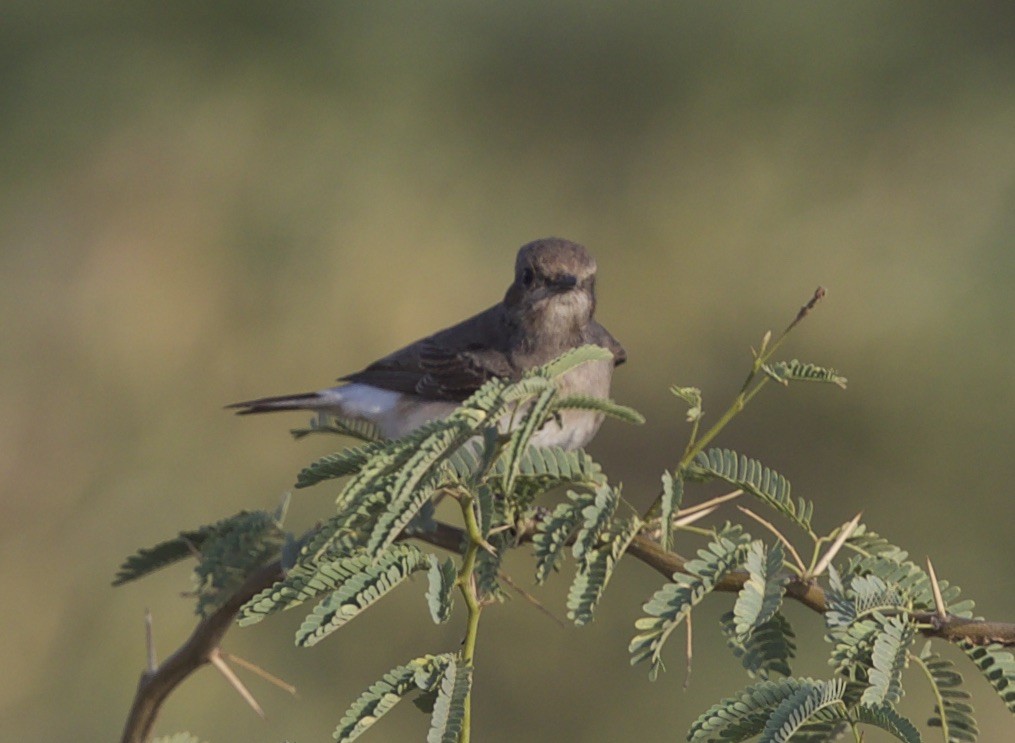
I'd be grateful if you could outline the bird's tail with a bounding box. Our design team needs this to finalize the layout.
[226,391,327,415]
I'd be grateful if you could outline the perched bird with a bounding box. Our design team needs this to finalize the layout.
[229,237,625,450]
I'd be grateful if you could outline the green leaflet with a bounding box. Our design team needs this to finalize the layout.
[844,524,910,562]
[916,643,979,742]
[861,616,916,706]
[572,483,619,565]
[845,550,975,619]
[758,677,847,743]
[474,484,496,540]
[687,677,815,742]
[761,358,847,388]
[830,616,884,684]
[112,510,280,587]
[659,469,683,554]
[550,393,646,425]
[474,532,510,603]
[501,385,558,495]
[960,640,1015,715]
[365,425,473,557]
[854,704,922,743]
[296,492,388,563]
[733,541,787,641]
[532,491,595,584]
[825,572,908,684]
[240,548,375,626]
[841,523,975,620]
[426,658,472,743]
[295,439,389,488]
[290,415,383,443]
[689,677,919,743]
[567,517,641,626]
[630,524,750,679]
[295,544,429,647]
[446,443,605,498]
[689,448,814,535]
[537,344,613,379]
[113,527,218,587]
[720,611,796,679]
[188,511,286,618]
[332,654,454,743]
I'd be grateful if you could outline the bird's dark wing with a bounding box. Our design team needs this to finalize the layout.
[340,304,516,401]
[587,320,627,366]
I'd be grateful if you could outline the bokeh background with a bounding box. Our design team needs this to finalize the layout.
[2,3,1013,741]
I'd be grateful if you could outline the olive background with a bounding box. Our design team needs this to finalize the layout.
[1,3,1013,741]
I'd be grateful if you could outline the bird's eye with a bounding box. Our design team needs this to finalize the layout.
[521,267,535,287]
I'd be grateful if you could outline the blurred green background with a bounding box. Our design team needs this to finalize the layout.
[2,3,1012,741]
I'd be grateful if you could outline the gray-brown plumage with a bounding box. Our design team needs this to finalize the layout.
[229,237,625,449]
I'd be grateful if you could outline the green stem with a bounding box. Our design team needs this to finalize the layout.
[910,651,950,742]
[647,290,823,522]
[456,491,485,743]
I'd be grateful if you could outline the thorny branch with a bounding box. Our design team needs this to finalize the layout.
[122,513,1015,742]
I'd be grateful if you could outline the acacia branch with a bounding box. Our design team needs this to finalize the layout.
[120,562,283,743]
[121,516,1015,742]
[411,518,1015,645]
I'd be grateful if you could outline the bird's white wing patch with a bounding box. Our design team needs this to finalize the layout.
[318,383,404,417]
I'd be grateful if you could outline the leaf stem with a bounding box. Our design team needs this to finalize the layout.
[646,288,826,521]
[456,491,485,743]
[911,651,950,742]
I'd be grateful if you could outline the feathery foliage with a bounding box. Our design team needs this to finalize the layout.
[295,544,430,647]
[365,426,476,556]
[113,510,282,587]
[658,469,683,553]
[532,490,596,584]
[426,658,472,743]
[295,440,390,489]
[572,483,619,565]
[550,393,646,424]
[960,641,1015,714]
[630,524,750,679]
[721,611,797,679]
[239,548,378,626]
[862,615,916,706]
[762,359,847,388]
[854,703,922,743]
[758,677,847,743]
[291,416,384,443]
[447,442,605,503]
[426,556,457,624]
[473,532,509,603]
[689,448,814,535]
[537,344,613,378]
[733,540,787,640]
[916,643,978,742]
[825,570,911,685]
[567,517,640,626]
[189,510,286,617]
[113,527,217,587]
[332,654,455,742]
[687,678,836,743]
[501,385,558,495]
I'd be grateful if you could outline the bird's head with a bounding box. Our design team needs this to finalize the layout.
[505,238,597,337]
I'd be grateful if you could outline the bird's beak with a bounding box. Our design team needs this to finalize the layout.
[548,274,578,292]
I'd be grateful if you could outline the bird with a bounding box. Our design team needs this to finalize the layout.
[228,237,626,450]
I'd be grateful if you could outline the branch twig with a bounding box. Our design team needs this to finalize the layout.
[120,562,283,743]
